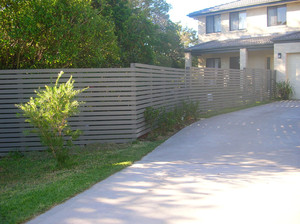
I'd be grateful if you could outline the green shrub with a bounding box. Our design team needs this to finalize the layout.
[144,100,200,137]
[158,108,177,134]
[276,80,294,100]
[144,106,160,130]
[173,104,185,126]
[16,72,88,167]
[182,100,200,121]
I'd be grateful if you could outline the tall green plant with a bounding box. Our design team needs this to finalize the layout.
[276,80,294,100]
[16,72,88,167]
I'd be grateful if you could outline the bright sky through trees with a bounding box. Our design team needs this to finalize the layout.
[166,0,233,31]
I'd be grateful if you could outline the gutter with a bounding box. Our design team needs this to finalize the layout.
[187,44,274,55]
[188,0,298,18]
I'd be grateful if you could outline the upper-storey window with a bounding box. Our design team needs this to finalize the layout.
[230,11,246,31]
[206,14,221,33]
[267,5,286,26]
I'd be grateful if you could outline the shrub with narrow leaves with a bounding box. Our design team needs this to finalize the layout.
[144,100,200,136]
[276,80,294,100]
[16,71,88,167]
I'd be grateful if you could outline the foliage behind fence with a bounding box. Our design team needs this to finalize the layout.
[0,64,276,152]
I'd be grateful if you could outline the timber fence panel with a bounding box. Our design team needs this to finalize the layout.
[0,68,138,152]
[131,64,188,137]
[0,64,275,152]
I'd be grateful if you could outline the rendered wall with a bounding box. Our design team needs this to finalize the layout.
[197,50,273,70]
[274,42,300,81]
[196,2,300,43]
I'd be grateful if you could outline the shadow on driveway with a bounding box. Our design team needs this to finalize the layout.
[28,101,300,224]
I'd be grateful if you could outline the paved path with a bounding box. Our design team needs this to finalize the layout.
[28,101,300,224]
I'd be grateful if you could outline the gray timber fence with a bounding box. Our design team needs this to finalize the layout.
[0,63,276,153]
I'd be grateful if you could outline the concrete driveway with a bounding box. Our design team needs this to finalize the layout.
[28,101,300,224]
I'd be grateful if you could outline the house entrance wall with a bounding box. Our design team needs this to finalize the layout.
[194,49,273,70]
[197,52,240,69]
[248,50,274,70]
[274,42,300,81]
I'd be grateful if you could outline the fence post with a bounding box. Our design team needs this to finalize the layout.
[130,63,139,140]
[185,66,191,102]
[271,70,277,99]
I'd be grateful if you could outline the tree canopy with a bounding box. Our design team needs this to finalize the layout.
[0,0,197,69]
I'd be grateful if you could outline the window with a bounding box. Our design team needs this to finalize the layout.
[230,11,246,31]
[206,58,221,68]
[230,57,240,69]
[206,15,221,33]
[267,5,286,26]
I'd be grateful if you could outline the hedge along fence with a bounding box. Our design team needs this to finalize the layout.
[0,64,276,152]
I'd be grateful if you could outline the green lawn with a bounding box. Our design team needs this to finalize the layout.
[0,141,163,224]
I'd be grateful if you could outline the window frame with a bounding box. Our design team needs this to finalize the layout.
[229,57,240,69]
[267,5,287,27]
[206,14,221,34]
[206,58,221,68]
[230,11,247,31]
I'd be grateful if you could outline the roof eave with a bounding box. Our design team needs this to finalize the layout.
[272,39,300,43]
[190,44,274,55]
[188,0,298,18]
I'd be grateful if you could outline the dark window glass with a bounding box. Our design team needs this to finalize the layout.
[230,57,240,69]
[239,11,247,29]
[206,15,221,33]
[230,11,246,31]
[214,15,221,32]
[230,12,239,30]
[268,5,286,26]
[206,16,214,33]
[277,6,287,25]
[206,58,221,68]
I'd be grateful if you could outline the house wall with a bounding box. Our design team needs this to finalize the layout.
[197,2,300,43]
[197,50,273,70]
[197,52,239,69]
[248,50,274,70]
[274,42,300,81]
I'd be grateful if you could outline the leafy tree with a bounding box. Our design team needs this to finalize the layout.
[179,25,198,48]
[120,13,157,65]
[178,24,199,67]
[153,21,185,68]
[129,0,171,27]
[1,0,196,69]
[127,0,186,68]
[0,0,120,69]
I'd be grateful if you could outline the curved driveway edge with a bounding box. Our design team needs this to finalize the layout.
[28,101,300,224]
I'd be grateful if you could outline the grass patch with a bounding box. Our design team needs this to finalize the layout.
[199,101,271,119]
[0,140,163,224]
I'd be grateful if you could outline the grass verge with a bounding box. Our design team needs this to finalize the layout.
[0,140,163,224]
[199,101,271,119]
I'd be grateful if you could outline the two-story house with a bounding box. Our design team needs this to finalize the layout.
[185,0,300,99]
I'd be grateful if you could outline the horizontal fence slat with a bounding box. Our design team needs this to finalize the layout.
[0,64,275,152]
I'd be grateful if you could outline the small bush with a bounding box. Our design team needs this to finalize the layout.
[276,80,294,100]
[16,72,88,167]
[144,100,200,137]
[144,106,160,130]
